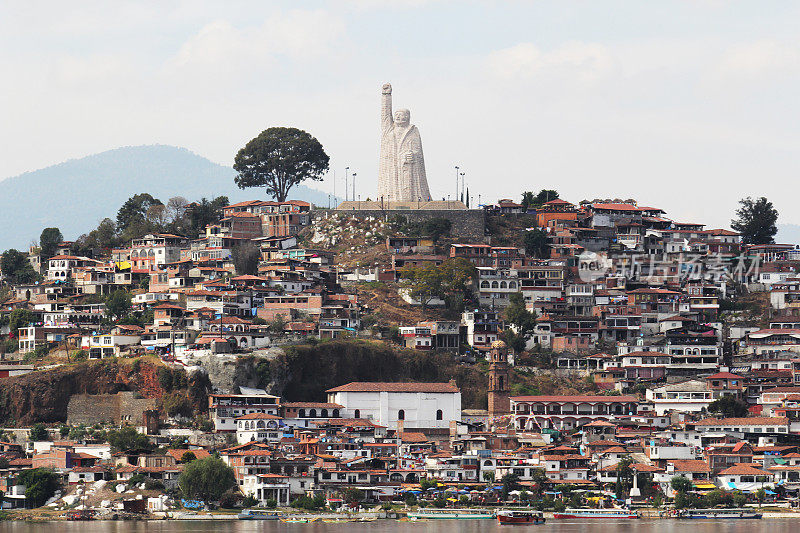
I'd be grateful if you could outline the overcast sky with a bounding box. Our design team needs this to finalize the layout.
[2,1,799,228]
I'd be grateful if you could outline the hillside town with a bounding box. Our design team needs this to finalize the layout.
[1,189,799,519]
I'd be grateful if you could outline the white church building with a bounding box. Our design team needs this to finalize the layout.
[326,381,461,430]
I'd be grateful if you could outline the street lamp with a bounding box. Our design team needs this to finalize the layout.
[460,172,465,203]
[454,166,460,204]
[345,167,350,202]
[352,172,357,204]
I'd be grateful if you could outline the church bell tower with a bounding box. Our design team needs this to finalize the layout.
[488,340,511,418]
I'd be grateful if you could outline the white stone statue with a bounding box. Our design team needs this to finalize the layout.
[378,83,432,203]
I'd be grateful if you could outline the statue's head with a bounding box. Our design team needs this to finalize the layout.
[394,109,411,126]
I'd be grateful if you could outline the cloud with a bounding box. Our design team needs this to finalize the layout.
[168,9,345,73]
[487,41,613,82]
[715,39,800,79]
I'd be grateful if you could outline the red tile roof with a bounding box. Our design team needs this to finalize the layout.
[511,395,637,402]
[718,464,771,476]
[669,459,711,473]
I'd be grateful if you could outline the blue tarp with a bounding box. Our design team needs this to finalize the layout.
[727,482,737,490]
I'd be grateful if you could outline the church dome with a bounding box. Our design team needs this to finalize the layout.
[491,340,507,349]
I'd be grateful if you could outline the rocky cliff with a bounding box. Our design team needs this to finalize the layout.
[0,358,207,426]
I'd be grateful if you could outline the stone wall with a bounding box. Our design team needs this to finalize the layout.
[67,391,155,426]
[314,209,485,240]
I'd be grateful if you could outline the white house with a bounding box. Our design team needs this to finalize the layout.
[715,464,774,492]
[326,381,461,430]
[235,412,284,445]
[208,389,281,432]
[645,379,715,416]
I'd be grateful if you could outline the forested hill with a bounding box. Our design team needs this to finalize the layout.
[0,145,333,251]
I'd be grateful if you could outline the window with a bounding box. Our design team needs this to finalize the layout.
[398,409,405,420]
[436,409,443,420]
[354,409,360,419]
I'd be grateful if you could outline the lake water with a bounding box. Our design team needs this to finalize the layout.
[3,519,800,533]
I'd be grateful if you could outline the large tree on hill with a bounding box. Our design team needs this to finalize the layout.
[524,228,550,258]
[39,227,63,260]
[707,394,749,418]
[234,127,330,202]
[117,193,163,233]
[502,292,537,352]
[403,258,477,311]
[731,196,778,245]
[1,249,38,284]
[181,196,229,237]
[179,457,236,503]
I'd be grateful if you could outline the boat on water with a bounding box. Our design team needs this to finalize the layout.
[406,508,496,520]
[238,509,282,520]
[497,510,546,525]
[677,508,762,520]
[280,517,318,523]
[553,508,639,519]
[65,510,96,521]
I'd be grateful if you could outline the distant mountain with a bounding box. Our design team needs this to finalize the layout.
[0,145,338,251]
[777,224,800,246]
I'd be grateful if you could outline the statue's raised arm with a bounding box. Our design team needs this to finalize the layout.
[381,83,393,129]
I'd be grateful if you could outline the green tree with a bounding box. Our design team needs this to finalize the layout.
[117,193,163,233]
[180,196,229,237]
[403,257,476,310]
[29,423,48,441]
[231,242,261,276]
[107,426,153,452]
[670,475,692,495]
[614,456,634,498]
[1,249,38,284]
[500,473,521,500]
[75,218,119,253]
[341,487,364,504]
[17,468,60,508]
[105,290,132,321]
[8,309,37,335]
[707,395,749,418]
[530,468,548,496]
[755,488,766,507]
[524,229,549,258]
[234,127,330,202]
[532,189,559,207]
[420,218,452,241]
[731,196,778,245]
[39,228,64,260]
[179,457,237,503]
[521,191,536,211]
[502,292,536,352]
[180,451,197,463]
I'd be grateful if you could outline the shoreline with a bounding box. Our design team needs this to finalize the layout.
[5,510,800,522]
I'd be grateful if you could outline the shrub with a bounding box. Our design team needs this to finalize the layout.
[219,488,240,509]
[266,498,278,509]
[242,495,258,508]
[29,424,48,441]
